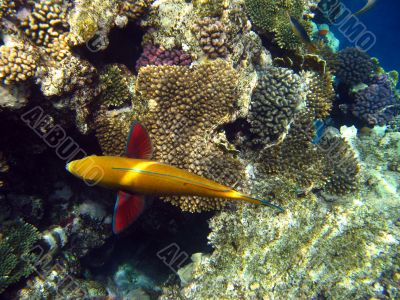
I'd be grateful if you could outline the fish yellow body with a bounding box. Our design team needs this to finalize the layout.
[67,155,279,207]
[66,122,283,234]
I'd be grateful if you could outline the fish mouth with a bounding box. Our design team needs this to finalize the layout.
[65,161,74,173]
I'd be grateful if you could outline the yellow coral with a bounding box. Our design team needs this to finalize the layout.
[0,42,39,84]
[21,0,71,60]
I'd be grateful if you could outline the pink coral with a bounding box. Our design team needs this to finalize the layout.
[135,44,192,71]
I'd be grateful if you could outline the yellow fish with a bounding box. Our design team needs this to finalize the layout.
[66,122,283,234]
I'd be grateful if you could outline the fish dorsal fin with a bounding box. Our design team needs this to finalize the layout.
[112,191,145,234]
[126,121,153,159]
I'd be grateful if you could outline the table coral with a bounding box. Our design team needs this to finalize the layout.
[137,60,246,212]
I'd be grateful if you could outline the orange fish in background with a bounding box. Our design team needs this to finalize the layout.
[66,122,284,234]
[318,24,330,37]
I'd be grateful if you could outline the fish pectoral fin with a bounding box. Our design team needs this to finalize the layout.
[112,191,146,234]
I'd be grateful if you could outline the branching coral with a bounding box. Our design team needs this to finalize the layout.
[247,67,306,147]
[0,220,40,293]
[258,111,328,191]
[333,47,375,86]
[245,0,310,51]
[352,74,399,126]
[20,0,71,60]
[137,60,245,212]
[0,41,39,85]
[318,128,360,195]
[121,0,154,21]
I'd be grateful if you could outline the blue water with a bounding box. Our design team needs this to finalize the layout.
[331,0,400,74]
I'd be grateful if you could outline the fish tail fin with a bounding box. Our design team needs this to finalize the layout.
[236,192,284,212]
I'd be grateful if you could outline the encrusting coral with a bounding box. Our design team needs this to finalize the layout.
[137,59,245,212]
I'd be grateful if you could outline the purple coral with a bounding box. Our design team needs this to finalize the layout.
[135,44,192,71]
[352,74,399,126]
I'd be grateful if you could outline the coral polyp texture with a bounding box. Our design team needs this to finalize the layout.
[161,129,400,300]
[0,42,39,85]
[20,0,71,60]
[192,17,229,59]
[333,47,375,86]
[137,60,245,212]
[244,0,311,50]
[352,74,399,126]
[304,70,334,119]
[0,220,40,293]
[247,67,305,147]
[135,44,192,71]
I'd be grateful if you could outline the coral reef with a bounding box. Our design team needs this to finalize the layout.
[137,60,245,212]
[136,43,192,71]
[333,47,375,87]
[0,220,40,293]
[20,0,71,60]
[303,70,334,119]
[161,128,400,300]
[192,17,228,59]
[352,74,400,126]
[247,66,306,147]
[244,0,312,51]
[0,40,39,85]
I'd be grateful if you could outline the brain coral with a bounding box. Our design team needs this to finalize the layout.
[137,60,245,212]
[247,67,306,147]
[334,47,375,86]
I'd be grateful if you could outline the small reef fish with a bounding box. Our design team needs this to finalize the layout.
[318,24,330,37]
[287,13,316,52]
[353,0,377,16]
[66,122,284,234]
